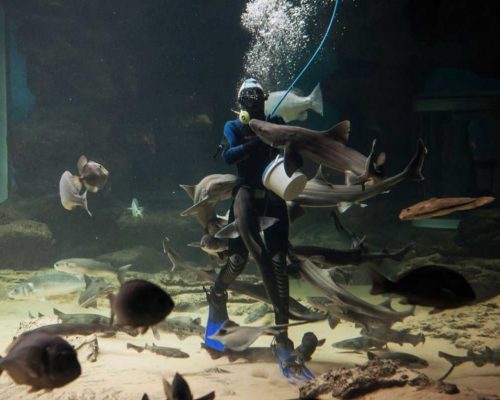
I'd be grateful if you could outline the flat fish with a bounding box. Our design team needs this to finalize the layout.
[77,155,109,192]
[399,196,495,220]
[59,170,91,216]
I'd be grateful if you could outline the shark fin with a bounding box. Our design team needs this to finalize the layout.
[214,221,240,239]
[28,311,35,319]
[367,351,377,361]
[308,83,323,116]
[83,274,92,289]
[117,264,131,284]
[259,216,279,231]
[376,152,386,168]
[337,202,352,213]
[179,184,196,200]
[162,377,174,400]
[323,120,350,143]
[193,317,201,325]
[368,267,392,295]
[53,308,63,317]
[38,312,44,317]
[187,242,201,248]
[284,142,303,177]
[180,197,209,216]
[77,155,87,175]
[404,138,427,181]
[141,394,150,400]
[197,392,216,400]
[287,201,305,223]
[378,298,395,311]
[317,338,326,347]
[327,314,341,329]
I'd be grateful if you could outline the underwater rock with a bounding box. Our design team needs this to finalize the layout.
[298,359,459,399]
[456,208,500,257]
[96,245,166,273]
[244,303,271,323]
[0,220,53,268]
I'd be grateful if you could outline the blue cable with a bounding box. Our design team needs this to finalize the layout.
[270,0,340,118]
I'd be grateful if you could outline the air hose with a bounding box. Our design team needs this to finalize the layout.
[270,0,339,118]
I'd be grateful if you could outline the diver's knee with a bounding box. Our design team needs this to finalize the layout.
[229,253,247,268]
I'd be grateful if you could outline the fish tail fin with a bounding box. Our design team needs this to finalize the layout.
[117,264,132,284]
[82,190,92,217]
[308,83,323,116]
[368,267,391,295]
[404,138,427,181]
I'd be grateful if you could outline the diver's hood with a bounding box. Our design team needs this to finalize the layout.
[238,78,264,98]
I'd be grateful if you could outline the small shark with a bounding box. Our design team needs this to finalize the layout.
[367,351,429,369]
[265,83,323,123]
[208,319,312,352]
[297,259,415,329]
[399,196,495,220]
[248,119,385,183]
[360,326,425,347]
[438,347,500,380]
[127,198,144,218]
[126,343,189,358]
[53,308,110,325]
[179,174,240,233]
[331,336,387,351]
[162,237,325,322]
[293,139,427,212]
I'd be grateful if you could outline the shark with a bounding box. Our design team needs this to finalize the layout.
[162,237,325,322]
[292,139,427,212]
[248,119,385,184]
[179,174,240,235]
[297,258,415,330]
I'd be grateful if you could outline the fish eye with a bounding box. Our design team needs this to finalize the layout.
[218,329,227,335]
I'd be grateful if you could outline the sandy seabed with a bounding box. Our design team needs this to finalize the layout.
[0,278,499,400]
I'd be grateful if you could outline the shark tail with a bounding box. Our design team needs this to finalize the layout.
[345,139,381,187]
[368,267,393,295]
[404,138,427,181]
[367,351,377,361]
[308,83,323,116]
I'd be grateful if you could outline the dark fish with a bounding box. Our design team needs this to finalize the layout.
[77,155,109,192]
[78,275,114,308]
[293,139,427,211]
[399,196,495,220]
[0,331,81,392]
[163,373,215,400]
[126,343,189,358]
[292,332,325,363]
[331,336,387,351]
[109,279,174,334]
[367,351,429,368]
[248,119,384,183]
[369,265,476,312]
[59,170,91,216]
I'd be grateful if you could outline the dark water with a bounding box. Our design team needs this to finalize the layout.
[0,1,499,398]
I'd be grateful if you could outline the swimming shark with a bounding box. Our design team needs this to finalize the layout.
[248,119,385,184]
[179,174,240,235]
[292,139,427,212]
[162,237,325,322]
[297,258,415,329]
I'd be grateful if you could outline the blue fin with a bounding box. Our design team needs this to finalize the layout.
[204,319,225,352]
[276,347,315,385]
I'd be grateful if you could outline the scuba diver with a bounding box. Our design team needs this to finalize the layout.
[204,78,314,384]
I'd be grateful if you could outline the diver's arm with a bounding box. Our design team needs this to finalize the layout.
[222,121,250,165]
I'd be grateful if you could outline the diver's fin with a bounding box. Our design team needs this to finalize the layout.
[284,142,303,177]
[323,120,350,143]
[179,184,196,200]
[180,197,210,216]
[308,83,323,116]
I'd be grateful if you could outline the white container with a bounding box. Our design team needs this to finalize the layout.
[262,156,307,201]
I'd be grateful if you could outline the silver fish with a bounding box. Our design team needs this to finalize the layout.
[77,155,109,193]
[59,170,91,216]
[8,271,84,300]
[249,119,384,184]
[293,139,427,212]
[54,258,130,283]
[331,336,387,351]
[265,83,323,123]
